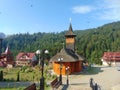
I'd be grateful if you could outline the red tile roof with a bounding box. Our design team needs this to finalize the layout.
[16,52,35,60]
[0,55,5,59]
[0,61,6,67]
[102,52,120,61]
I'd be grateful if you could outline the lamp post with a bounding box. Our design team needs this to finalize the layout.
[36,49,49,90]
[58,57,63,84]
[66,66,69,85]
[36,50,41,65]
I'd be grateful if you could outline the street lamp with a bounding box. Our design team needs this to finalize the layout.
[36,49,49,90]
[36,50,41,65]
[66,66,69,85]
[58,57,63,84]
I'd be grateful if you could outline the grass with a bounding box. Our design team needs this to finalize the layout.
[0,87,51,90]
[0,65,56,90]
[87,65,102,74]
[0,87,25,90]
[1,65,56,81]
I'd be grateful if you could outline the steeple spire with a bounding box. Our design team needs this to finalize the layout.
[5,46,11,54]
[65,23,76,37]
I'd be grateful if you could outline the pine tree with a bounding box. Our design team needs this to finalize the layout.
[0,71,3,81]
[17,72,20,81]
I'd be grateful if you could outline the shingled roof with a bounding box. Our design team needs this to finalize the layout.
[50,48,84,62]
[65,23,76,37]
[16,52,35,60]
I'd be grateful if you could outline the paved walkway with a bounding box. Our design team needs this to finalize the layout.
[57,66,120,90]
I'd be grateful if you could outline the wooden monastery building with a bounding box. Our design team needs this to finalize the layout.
[101,52,120,66]
[50,23,85,75]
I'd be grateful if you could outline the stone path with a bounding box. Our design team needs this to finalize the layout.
[57,66,120,90]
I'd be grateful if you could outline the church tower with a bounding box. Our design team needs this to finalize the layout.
[50,22,85,75]
[65,23,76,51]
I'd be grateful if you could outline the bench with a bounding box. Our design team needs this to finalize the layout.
[24,83,36,90]
[50,77,61,90]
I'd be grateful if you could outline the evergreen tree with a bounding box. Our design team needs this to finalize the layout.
[0,71,3,81]
[2,21,120,64]
[17,72,20,81]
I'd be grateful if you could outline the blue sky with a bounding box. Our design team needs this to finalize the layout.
[0,0,120,35]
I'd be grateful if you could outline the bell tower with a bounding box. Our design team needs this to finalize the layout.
[65,23,76,51]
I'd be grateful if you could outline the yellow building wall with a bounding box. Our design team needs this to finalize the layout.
[53,61,82,75]
[66,37,75,44]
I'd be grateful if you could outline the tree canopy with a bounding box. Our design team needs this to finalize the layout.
[2,21,120,64]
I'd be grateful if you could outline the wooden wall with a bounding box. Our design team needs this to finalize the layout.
[66,37,75,44]
[53,61,82,75]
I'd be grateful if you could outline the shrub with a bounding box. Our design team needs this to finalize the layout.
[0,70,3,81]
[17,72,20,81]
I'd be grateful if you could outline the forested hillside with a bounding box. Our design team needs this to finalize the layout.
[2,21,120,64]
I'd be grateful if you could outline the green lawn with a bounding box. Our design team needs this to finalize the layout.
[0,86,51,90]
[0,87,25,90]
[0,65,55,81]
[0,66,55,90]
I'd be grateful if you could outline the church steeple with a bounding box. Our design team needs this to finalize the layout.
[5,46,11,54]
[65,23,76,51]
[65,23,76,37]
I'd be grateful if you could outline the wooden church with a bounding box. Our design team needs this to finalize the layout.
[50,23,85,75]
[0,38,15,67]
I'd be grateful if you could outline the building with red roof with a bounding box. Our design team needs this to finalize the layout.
[16,52,37,66]
[101,52,120,66]
[0,46,15,67]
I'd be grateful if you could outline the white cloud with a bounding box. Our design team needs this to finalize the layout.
[99,0,120,20]
[72,0,120,21]
[103,0,120,9]
[72,5,93,14]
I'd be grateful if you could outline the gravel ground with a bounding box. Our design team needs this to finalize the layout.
[60,66,120,90]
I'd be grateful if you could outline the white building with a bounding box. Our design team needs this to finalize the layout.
[101,52,120,66]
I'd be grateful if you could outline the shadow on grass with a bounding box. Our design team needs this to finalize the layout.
[87,66,104,75]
